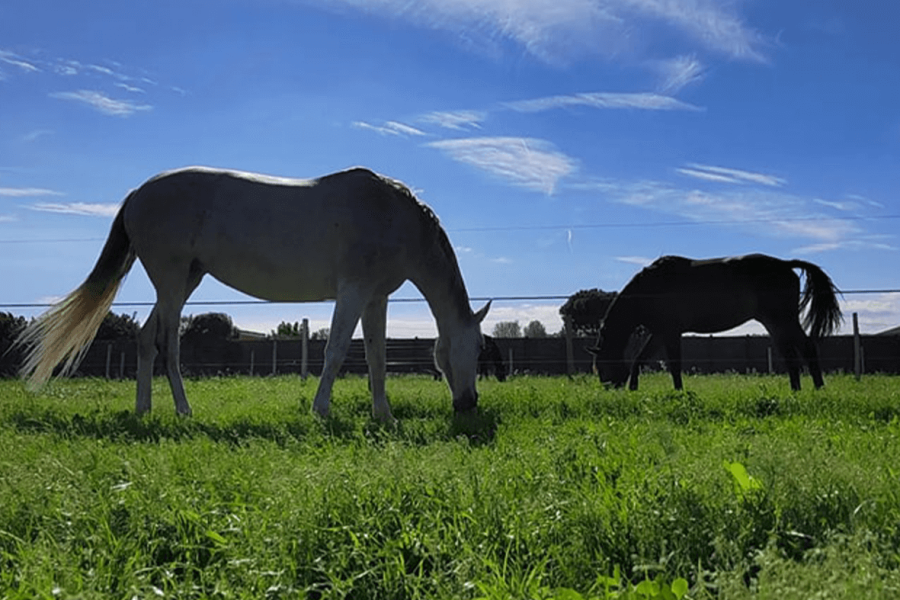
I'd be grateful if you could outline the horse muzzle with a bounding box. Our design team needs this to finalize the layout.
[453,390,478,413]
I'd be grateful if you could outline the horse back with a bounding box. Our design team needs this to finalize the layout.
[121,167,432,302]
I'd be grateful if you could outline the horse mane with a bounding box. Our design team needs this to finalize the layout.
[376,173,472,319]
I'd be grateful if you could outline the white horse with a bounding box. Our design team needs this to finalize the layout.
[18,166,490,422]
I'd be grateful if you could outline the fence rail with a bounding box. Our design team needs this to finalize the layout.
[3,331,898,381]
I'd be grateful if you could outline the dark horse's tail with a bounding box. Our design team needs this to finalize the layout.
[788,260,842,339]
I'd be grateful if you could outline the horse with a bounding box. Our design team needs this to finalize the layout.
[588,254,842,391]
[17,166,490,422]
[477,334,507,381]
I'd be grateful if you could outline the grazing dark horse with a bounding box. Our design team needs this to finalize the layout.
[589,254,842,391]
[478,335,507,381]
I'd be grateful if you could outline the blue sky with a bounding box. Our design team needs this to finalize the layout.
[1,0,898,338]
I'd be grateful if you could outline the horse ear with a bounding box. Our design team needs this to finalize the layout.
[474,300,491,323]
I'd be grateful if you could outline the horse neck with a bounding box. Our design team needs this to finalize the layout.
[601,293,641,351]
[410,235,474,336]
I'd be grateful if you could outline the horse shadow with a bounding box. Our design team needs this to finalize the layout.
[3,404,500,448]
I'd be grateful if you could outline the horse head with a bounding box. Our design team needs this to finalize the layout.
[586,332,630,389]
[434,300,491,412]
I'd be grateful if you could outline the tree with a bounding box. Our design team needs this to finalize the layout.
[95,312,140,341]
[559,289,618,337]
[523,320,547,338]
[181,312,237,343]
[0,312,27,376]
[492,321,521,338]
[311,328,330,341]
[272,321,304,338]
[0,312,26,343]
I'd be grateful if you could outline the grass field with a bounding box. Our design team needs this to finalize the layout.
[1,372,900,599]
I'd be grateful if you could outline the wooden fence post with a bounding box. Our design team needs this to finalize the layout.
[105,343,112,379]
[853,312,862,380]
[301,318,309,379]
[564,315,575,376]
[272,339,278,376]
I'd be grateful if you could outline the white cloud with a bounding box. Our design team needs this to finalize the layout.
[115,82,146,93]
[307,0,767,63]
[677,163,786,187]
[506,91,702,113]
[0,51,40,73]
[0,187,64,197]
[0,215,16,223]
[653,54,705,94]
[29,202,121,217]
[616,255,654,266]
[600,179,878,250]
[427,136,577,193]
[352,120,426,136]
[418,110,486,130]
[50,90,152,116]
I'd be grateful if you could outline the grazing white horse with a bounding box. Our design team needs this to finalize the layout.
[18,166,490,421]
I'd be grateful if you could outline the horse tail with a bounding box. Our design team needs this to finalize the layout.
[17,195,137,389]
[789,259,843,339]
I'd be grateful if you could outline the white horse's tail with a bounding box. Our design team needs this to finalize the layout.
[18,197,137,389]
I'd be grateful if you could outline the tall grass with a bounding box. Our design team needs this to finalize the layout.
[1,373,899,599]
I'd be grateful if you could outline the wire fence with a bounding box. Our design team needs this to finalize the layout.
[1,288,899,311]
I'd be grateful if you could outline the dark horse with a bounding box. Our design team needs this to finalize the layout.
[589,254,842,391]
[478,335,507,381]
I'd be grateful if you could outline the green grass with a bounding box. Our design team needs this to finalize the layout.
[1,372,900,599]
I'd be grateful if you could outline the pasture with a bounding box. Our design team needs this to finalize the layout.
[1,373,899,599]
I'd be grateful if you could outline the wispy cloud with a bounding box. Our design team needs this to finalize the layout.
[0,50,40,73]
[29,202,120,217]
[50,90,152,116]
[591,178,888,253]
[506,92,702,113]
[352,120,426,136]
[653,54,705,94]
[616,256,654,266]
[677,163,786,187]
[22,129,54,143]
[115,82,145,93]
[0,215,17,223]
[0,187,64,197]
[427,136,577,193]
[309,0,767,63]
[418,110,486,131]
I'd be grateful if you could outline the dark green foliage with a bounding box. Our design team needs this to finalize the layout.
[181,312,237,342]
[559,289,618,337]
[95,312,140,341]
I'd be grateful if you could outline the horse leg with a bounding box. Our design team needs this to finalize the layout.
[312,290,367,418]
[135,307,159,415]
[804,337,826,388]
[762,319,805,391]
[662,334,684,390]
[361,295,394,423]
[158,298,192,416]
[628,334,654,391]
[140,264,202,416]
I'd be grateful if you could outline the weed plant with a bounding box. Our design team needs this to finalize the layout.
[0,372,899,599]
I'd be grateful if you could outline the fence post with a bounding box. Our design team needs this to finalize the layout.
[853,312,862,380]
[105,343,112,379]
[272,339,278,376]
[301,318,309,379]
[249,349,255,376]
[564,315,575,376]
[119,351,125,379]
[508,348,514,376]
[767,347,773,374]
